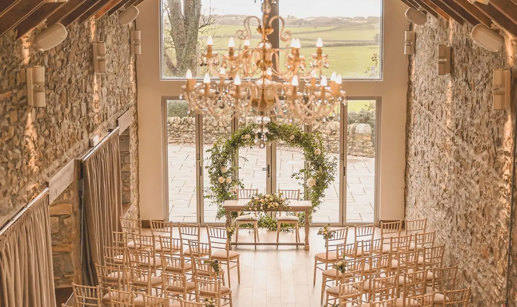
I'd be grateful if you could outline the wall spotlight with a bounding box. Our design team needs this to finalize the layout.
[405,8,427,26]
[33,23,68,51]
[131,30,141,55]
[26,66,45,107]
[92,41,106,74]
[471,24,504,52]
[492,69,511,110]
[404,30,416,55]
[438,45,452,75]
[119,5,139,25]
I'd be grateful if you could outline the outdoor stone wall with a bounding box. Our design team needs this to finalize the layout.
[405,17,517,305]
[167,117,375,157]
[0,14,139,286]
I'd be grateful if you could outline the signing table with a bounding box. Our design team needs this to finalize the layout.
[223,199,312,251]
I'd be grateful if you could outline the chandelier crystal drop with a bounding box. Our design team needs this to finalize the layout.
[182,0,346,125]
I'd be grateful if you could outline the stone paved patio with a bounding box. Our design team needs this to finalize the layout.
[168,144,375,224]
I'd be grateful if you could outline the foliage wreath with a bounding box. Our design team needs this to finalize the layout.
[206,122,337,223]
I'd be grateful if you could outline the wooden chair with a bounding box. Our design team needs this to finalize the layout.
[188,240,211,259]
[354,224,375,243]
[159,236,183,255]
[420,245,445,276]
[234,188,259,244]
[150,220,175,252]
[313,227,348,285]
[96,263,125,290]
[161,251,192,276]
[276,189,301,245]
[408,292,435,306]
[442,288,470,306]
[207,226,240,288]
[357,238,384,257]
[121,217,142,234]
[379,220,402,238]
[430,266,457,304]
[178,223,202,256]
[161,271,196,301]
[104,245,127,267]
[365,298,396,306]
[320,242,358,303]
[382,234,412,254]
[324,280,364,307]
[129,266,162,295]
[127,246,162,271]
[391,249,420,275]
[72,283,101,307]
[366,274,398,304]
[179,300,208,307]
[105,288,135,307]
[412,231,435,250]
[404,218,427,235]
[112,231,128,248]
[195,276,233,307]
[141,294,170,307]
[192,256,226,285]
[396,270,427,306]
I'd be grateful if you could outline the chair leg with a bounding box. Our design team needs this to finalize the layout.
[235,225,239,243]
[276,222,280,245]
[227,260,232,288]
[313,258,318,286]
[237,257,241,283]
[253,222,257,246]
[320,276,326,304]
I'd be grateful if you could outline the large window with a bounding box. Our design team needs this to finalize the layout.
[161,0,382,79]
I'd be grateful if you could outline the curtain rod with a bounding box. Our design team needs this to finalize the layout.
[0,188,49,237]
[80,127,120,162]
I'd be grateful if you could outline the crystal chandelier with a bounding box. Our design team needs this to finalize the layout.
[182,0,346,125]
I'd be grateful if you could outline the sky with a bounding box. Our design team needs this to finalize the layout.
[201,0,382,18]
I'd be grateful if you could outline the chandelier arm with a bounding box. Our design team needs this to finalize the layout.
[236,16,261,41]
[268,15,291,43]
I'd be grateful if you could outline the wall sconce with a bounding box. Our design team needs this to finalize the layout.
[131,30,141,55]
[33,23,68,51]
[119,5,139,25]
[404,31,416,55]
[493,69,511,110]
[92,41,106,74]
[438,45,452,75]
[405,8,427,26]
[471,24,504,52]
[26,66,45,107]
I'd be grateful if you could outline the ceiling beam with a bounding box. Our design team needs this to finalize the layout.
[474,2,517,37]
[15,2,64,38]
[0,0,47,37]
[0,0,21,18]
[94,0,121,19]
[47,0,89,25]
[452,0,491,26]
[401,0,419,8]
[421,0,451,21]
[429,0,465,24]
[440,0,479,25]
[61,0,103,26]
[488,0,517,25]
[78,0,110,23]
[107,0,132,15]
[412,0,440,19]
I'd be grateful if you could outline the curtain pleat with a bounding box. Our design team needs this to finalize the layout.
[82,131,122,285]
[0,190,56,307]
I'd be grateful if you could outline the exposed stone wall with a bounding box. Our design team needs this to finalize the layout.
[0,15,139,286]
[405,17,517,305]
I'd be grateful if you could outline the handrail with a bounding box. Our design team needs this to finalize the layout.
[80,127,120,162]
[0,188,49,237]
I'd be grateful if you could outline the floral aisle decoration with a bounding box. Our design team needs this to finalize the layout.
[317,224,335,240]
[206,122,337,224]
[204,259,220,274]
[247,193,290,212]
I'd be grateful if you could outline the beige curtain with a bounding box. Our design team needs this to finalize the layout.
[0,189,56,307]
[82,130,122,285]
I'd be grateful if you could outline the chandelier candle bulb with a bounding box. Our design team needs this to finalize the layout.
[203,73,211,96]
[207,36,213,57]
[185,69,195,91]
[291,76,298,98]
[228,37,235,57]
[316,38,323,57]
[234,75,241,98]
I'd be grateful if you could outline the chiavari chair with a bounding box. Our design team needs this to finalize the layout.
[192,256,226,285]
[72,283,101,307]
[121,217,142,235]
[442,288,471,306]
[178,223,202,257]
[396,270,427,306]
[105,287,135,307]
[150,220,176,252]
[113,231,128,248]
[276,189,302,245]
[234,188,260,244]
[160,236,183,255]
[407,292,435,306]
[141,294,170,307]
[207,226,240,288]
[324,280,364,307]
[96,263,125,290]
[161,271,196,301]
[379,221,402,238]
[354,224,375,244]
[104,245,128,267]
[128,248,162,272]
[127,234,162,269]
[313,226,349,285]
[430,266,457,304]
[404,218,427,235]
[320,242,357,303]
[365,274,398,304]
[179,300,208,307]
[129,266,162,295]
[161,251,193,276]
[420,245,445,277]
[364,298,396,306]
[391,249,420,277]
[188,240,211,259]
[195,276,233,307]
[411,231,435,251]
[382,234,412,254]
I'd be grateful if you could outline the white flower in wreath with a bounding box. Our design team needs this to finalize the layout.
[226,177,232,184]
[218,176,225,184]
[220,166,228,174]
[243,134,251,140]
[314,148,321,155]
[308,177,317,188]
[289,135,295,141]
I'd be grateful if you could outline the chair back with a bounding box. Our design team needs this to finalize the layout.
[368,298,396,306]
[162,271,188,295]
[399,270,427,297]
[431,266,457,292]
[180,300,208,307]
[121,217,142,234]
[161,252,187,273]
[207,226,230,251]
[369,274,397,302]
[104,245,127,267]
[386,234,412,253]
[196,277,223,300]
[127,233,155,251]
[443,288,471,306]
[354,224,375,243]
[335,280,363,304]
[129,266,155,294]
[192,256,221,280]
[422,245,444,270]
[278,189,300,200]
[127,248,153,270]
[380,220,402,237]
[393,249,420,272]
[106,288,134,306]
[408,292,434,306]
[72,283,101,307]
[413,231,435,250]
[188,240,211,257]
[112,231,128,248]
[143,295,168,306]
[150,220,175,238]
[178,223,201,250]
[405,218,427,234]
[238,188,259,199]
[159,236,183,255]
[95,264,124,289]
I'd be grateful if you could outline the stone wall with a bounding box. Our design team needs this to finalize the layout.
[0,15,139,286]
[167,116,375,157]
[405,17,517,305]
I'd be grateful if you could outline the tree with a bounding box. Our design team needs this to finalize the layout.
[162,0,214,76]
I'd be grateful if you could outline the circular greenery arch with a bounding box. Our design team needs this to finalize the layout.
[206,122,337,222]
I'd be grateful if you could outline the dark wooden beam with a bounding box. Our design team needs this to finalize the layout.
[128,0,143,7]
[47,0,90,25]
[429,0,465,24]
[453,0,491,26]
[0,0,46,37]
[15,2,64,38]
[61,0,103,26]
[413,0,440,19]
[489,0,517,24]
[94,0,121,19]
[125,0,141,7]
[0,0,21,18]
[107,0,132,15]
[78,0,110,23]
[421,0,451,21]
[440,0,479,25]
[474,2,517,37]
